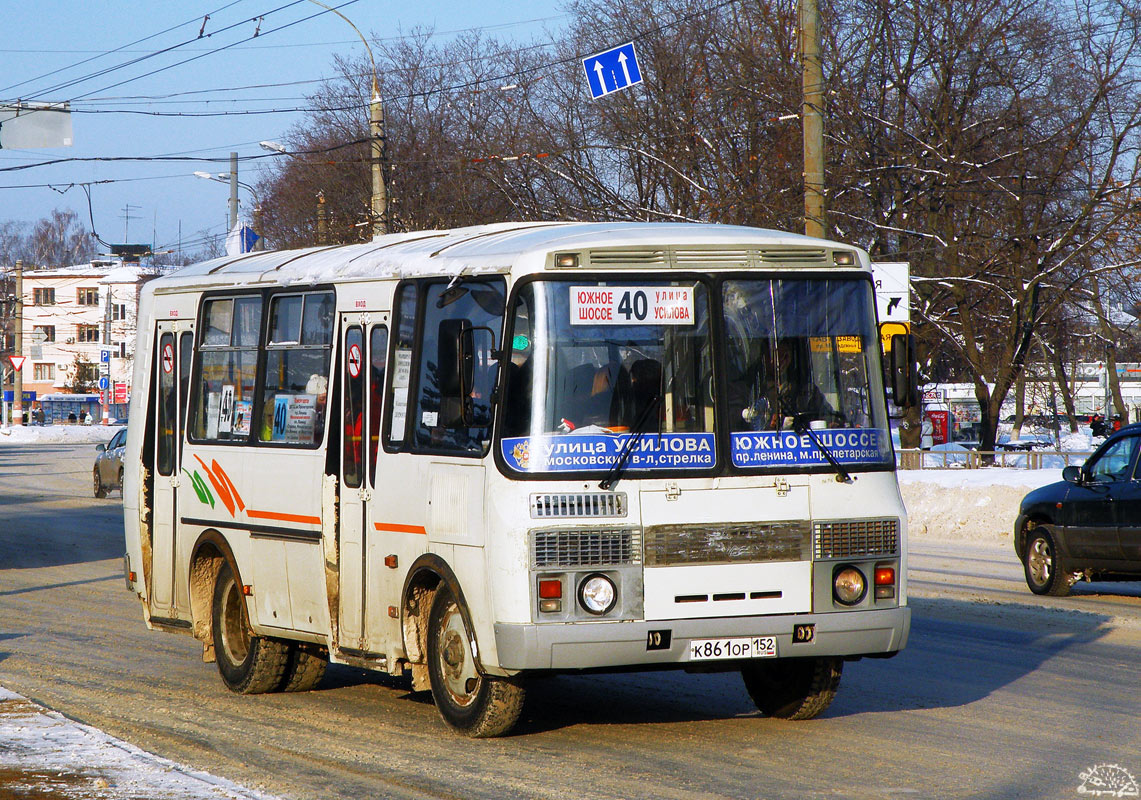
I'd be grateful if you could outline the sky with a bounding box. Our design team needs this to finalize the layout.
[0,0,568,261]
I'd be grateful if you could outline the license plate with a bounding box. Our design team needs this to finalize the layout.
[689,636,777,661]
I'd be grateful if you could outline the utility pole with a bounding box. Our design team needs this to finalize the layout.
[229,151,239,231]
[13,259,22,426]
[370,82,388,237]
[800,0,826,239]
[102,280,111,425]
[316,191,328,246]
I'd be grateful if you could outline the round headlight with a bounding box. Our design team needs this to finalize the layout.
[833,566,867,606]
[578,574,617,615]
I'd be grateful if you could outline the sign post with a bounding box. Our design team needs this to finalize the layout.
[100,347,112,425]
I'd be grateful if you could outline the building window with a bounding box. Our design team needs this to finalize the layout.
[33,363,55,381]
[33,288,55,305]
[77,325,101,343]
[116,341,129,359]
[77,287,100,306]
[111,303,127,321]
[75,361,99,385]
[33,325,56,343]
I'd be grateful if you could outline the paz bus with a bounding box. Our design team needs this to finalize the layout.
[123,221,914,737]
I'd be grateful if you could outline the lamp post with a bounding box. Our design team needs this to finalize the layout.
[194,171,264,251]
[296,1,387,237]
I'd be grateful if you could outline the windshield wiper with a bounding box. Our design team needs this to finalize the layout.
[792,415,853,484]
[599,393,662,491]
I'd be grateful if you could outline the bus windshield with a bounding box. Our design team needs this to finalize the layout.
[499,276,891,475]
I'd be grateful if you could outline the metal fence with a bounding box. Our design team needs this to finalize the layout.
[896,448,1095,470]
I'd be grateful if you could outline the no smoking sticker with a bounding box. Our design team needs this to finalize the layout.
[347,343,362,378]
[161,342,174,374]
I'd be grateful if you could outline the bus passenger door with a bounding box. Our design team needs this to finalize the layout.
[150,323,185,617]
[338,322,368,649]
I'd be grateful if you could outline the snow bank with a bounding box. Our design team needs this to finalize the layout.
[0,423,123,444]
[0,687,280,799]
[899,467,1061,542]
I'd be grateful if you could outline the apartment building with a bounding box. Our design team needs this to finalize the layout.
[18,261,156,401]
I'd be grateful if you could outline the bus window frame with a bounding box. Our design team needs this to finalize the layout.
[186,285,337,451]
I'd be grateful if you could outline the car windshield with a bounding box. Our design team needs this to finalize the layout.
[498,276,892,474]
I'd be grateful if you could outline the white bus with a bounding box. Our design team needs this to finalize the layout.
[124,222,914,737]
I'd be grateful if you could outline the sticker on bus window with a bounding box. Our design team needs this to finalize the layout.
[233,400,252,436]
[810,336,863,353]
[569,286,694,326]
[206,393,221,439]
[501,432,714,472]
[730,429,886,468]
[218,385,235,434]
[393,349,413,388]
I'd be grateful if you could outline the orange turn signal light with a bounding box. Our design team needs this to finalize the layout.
[874,567,895,586]
[538,578,562,599]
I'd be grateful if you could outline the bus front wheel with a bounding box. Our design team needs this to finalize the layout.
[741,656,842,720]
[212,561,290,694]
[426,586,525,737]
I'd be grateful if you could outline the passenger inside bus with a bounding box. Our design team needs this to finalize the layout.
[733,339,841,431]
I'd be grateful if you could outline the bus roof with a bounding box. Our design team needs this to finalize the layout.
[148,221,866,293]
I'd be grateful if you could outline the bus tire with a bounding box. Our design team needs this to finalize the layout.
[212,561,289,694]
[278,645,327,693]
[93,467,106,498]
[427,585,524,738]
[1023,527,1071,596]
[741,656,842,720]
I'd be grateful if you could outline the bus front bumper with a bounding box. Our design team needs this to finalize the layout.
[493,606,910,671]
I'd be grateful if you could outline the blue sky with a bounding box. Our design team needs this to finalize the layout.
[0,0,567,259]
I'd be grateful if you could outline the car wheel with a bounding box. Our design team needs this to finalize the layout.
[117,467,125,495]
[1023,526,1071,596]
[212,562,290,694]
[427,585,525,737]
[93,466,106,499]
[741,656,843,720]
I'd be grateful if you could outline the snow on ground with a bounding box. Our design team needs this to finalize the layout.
[0,423,123,444]
[0,688,280,800]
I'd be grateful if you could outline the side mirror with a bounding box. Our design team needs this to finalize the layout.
[890,333,919,408]
[1062,465,1083,484]
[95,443,106,452]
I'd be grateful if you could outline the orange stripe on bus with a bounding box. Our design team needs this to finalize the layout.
[373,522,428,535]
[247,509,322,525]
[211,459,245,512]
[194,454,235,517]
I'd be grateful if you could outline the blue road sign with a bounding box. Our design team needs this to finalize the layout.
[583,42,643,99]
[98,376,109,391]
[100,348,111,364]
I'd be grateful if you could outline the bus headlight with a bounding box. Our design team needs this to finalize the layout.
[578,574,617,615]
[833,566,866,606]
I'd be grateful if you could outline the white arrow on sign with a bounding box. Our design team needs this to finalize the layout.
[9,356,26,372]
[593,60,608,95]
[618,51,631,85]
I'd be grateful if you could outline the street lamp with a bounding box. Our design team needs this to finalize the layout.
[300,0,387,237]
[194,170,264,251]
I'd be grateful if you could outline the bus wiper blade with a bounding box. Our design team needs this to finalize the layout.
[793,416,853,484]
[599,394,662,492]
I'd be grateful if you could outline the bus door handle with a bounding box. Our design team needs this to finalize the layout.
[359,488,373,502]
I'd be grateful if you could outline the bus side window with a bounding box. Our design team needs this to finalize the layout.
[259,291,335,445]
[385,284,418,450]
[368,325,388,485]
[190,295,262,442]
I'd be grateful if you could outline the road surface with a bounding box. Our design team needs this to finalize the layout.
[1,442,1138,799]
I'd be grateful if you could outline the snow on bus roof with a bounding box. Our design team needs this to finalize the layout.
[148,221,851,292]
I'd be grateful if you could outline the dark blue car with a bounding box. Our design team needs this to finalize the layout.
[1014,424,1141,595]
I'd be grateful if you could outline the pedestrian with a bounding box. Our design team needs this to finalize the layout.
[68,412,77,425]
[84,411,93,425]
[920,415,934,450]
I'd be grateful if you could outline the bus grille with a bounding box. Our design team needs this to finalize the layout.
[532,528,641,568]
[813,518,899,559]
[643,522,811,566]
[530,492,627,518]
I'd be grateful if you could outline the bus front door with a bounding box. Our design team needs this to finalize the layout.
[149,323,189,618]
[338,322,368,650]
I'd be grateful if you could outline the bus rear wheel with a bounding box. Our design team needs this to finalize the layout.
[212,562,289,694]
[426,586,525,738]
[741,656,842,720]
[278,645,327,692]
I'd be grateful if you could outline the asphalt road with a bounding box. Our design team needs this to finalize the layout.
[1,442,1139,799]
